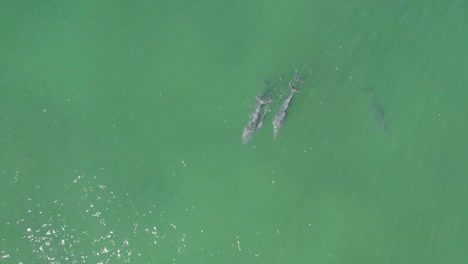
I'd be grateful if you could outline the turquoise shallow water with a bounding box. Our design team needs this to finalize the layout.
[1,1,468,263]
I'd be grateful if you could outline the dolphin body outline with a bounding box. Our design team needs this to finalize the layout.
[371,97,387,131]
[272,83,299,139]
[242,95,272,144]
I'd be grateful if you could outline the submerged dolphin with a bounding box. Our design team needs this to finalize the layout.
[371,98,387,130]
[273,83,299,139]
[242,95,272,144]
[257,103,270,129]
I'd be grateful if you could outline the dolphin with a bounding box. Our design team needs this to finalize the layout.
[242,95,272,144]
[371,98,387,130]
[257,103,270,129]
[272,83,299,139]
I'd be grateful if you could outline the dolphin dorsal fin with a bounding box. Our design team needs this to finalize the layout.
[289,83,300,93]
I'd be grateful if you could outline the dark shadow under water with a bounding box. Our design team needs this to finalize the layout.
[371,97,388,131]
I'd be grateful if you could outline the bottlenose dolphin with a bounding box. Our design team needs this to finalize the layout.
[257,103,270,129]
[242,95,272,144]
[371,98,387,130]
[272,83,299,139]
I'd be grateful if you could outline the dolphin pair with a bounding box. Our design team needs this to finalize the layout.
[242,95,272,144]
[242,70,304,143]
[272,82,299,139]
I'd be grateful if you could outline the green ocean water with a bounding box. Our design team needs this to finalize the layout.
[1,1,468,263]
